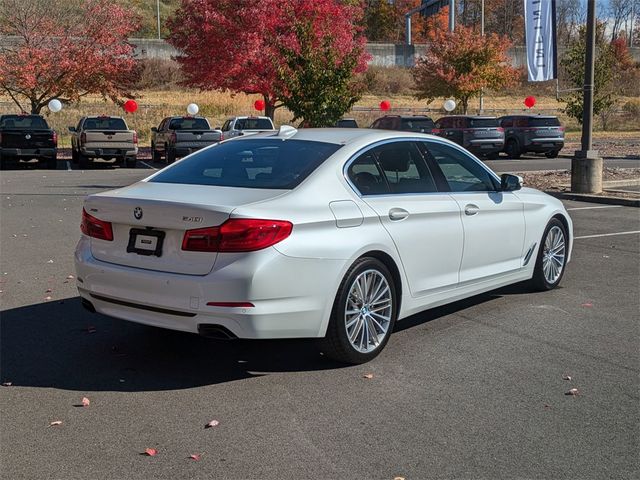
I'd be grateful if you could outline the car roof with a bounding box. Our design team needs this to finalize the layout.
[230,127,444,146]
[438,115,497,119]
[499,115,559,118]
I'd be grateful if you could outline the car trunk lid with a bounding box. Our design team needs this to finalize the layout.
[84,182,285,275]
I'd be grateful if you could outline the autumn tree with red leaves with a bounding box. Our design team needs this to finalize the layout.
[413,8,519,114]
[0,0,140,114]
[167,0,369,124]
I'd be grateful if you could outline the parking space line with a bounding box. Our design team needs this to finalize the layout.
[140,161,157,170]
[575,230,640,240]
[566,205,622,211]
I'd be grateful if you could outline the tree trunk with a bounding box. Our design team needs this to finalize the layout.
[461,97,469,114]
[264,95,275,120]
[30,98,43,114]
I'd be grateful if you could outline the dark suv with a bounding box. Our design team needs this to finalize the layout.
[433,116,504,157]
[498,115,565,158]
[370,115,436,133]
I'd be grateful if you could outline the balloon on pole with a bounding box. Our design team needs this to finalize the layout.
[123,99,138,113]
[254,99,265,112]
[379,100,391,111]
[187,103,199,115]
[524,96,536,109]
[443,99,456,112]
[48,99,62,113]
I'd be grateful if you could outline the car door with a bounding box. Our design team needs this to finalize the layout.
[347,140,464,297]
[422,140,525,284]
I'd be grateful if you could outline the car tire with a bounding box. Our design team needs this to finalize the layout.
[71,148,79,164]
[530,218,568,291]
[151,143,161,163]
[166,147,176,164]
[320,257,397,364]
[78,153,89,169]
[505,139,521,159]
[125,156,137,168]
[545,150,560,158]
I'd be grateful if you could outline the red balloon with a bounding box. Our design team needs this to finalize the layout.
[380,100,391,111]
[254,99,265,111]
[123,99,138,113]
[524,96,536,108]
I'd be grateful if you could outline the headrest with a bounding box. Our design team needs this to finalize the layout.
[378,149,410,172]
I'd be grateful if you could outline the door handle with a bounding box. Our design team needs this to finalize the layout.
[464,204,479,216]
[388,208,409,221]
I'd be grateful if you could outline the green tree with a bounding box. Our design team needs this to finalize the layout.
[560,23,619,126]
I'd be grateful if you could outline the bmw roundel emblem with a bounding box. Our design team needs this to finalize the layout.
[25,134,31,140]
[134,207,143,220]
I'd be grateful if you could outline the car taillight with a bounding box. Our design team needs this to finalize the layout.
[431,129,441,134]
[497,127,504,133]
[170,132,177,143]
[133,131,138,144]
[52,131,58,146]
[81,132,86,144]
[219,132,224,141]
[559,126,565,132]
[182,219,293,253]
[81,209,113,241]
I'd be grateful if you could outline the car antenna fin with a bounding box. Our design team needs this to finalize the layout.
[275,125,297,138]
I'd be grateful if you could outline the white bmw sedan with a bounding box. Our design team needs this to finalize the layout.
[75,127,572,364]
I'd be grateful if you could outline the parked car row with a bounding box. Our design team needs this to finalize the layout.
[369,114,565,159]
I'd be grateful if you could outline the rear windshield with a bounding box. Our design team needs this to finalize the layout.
[336,119,358,128]
[83,117,128,130]
[234,118,273,130]
[168,117,210,130]
[400,118,435,132]
[0,115,49,129]
[149,139,342,189]
[529,117,561,127]
[468,118,499,128]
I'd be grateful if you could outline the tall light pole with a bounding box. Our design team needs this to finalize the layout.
[571,0,602,194]
[157,0,161,40]
[479,0,484,113]
[449,0,455,32]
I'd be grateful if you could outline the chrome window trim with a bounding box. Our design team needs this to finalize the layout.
[343,136,502,198]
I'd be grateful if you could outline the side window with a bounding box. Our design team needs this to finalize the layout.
[76,118,84,131]
[221,120,231,132]
[348,152,388,195]
[424,142,498,192]
[158,119,167,131]
[375,142,437,193]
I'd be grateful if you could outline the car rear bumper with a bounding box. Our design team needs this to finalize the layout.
[465,140,504,154]
[74,237,342,339]
[0,147,56,159]
[81,146,138,158]
[526,139,564,152]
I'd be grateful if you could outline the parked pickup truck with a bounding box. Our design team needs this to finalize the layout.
[220,116,276,140]
[151,116,221,164]
[0,114,57,169]
[69,116,138,168]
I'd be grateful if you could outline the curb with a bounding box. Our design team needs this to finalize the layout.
[546,191,640,207]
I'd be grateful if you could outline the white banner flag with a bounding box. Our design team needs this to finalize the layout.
[524,0,557,82]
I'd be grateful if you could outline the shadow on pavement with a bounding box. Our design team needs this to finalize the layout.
[1,285,530,392]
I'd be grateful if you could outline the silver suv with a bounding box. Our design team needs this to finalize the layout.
[498,115,565,158]
[433,116,504,158]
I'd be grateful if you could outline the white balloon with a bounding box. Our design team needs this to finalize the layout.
[186,103,199,115]
[443,99,456,112]
[48,99,62,113]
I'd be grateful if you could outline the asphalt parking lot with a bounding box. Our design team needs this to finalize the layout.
[1,168,639,480]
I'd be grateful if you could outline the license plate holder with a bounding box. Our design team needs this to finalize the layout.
[127,228,165,257]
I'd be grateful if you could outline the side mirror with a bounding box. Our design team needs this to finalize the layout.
[68,126,76,132]
[150,127,157,133]
[500,173,523,191]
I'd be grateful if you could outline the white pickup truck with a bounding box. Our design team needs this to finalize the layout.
[219,116,276,140]
[69,116,138,168]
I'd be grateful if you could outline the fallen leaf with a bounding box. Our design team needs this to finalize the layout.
[581,302,593,308]
[47,260,54,264]
[563,375,572,381]
[565,388,579,396]
[544,404,552,409]
[144,448,157,456]
[82,397,90,407]
[66,275,74,279]
[205,420,220,428]
[363,373,374,379]
[49,420,63,427]
[2,382,12,386]
[189,454,201,461]
[45,288,52,293]
[44,296,52,301]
